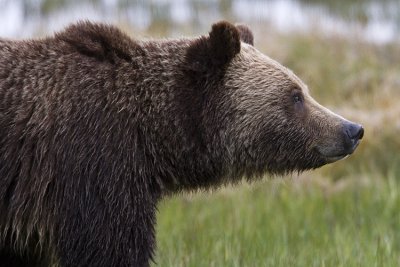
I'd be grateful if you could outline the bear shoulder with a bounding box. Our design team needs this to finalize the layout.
[55,21,138,63]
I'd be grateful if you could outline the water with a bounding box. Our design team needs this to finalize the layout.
[0,0,399,43]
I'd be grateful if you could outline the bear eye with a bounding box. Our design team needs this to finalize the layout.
[292,93,303,104]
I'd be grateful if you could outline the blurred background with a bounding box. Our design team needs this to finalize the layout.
[1,0,400,266]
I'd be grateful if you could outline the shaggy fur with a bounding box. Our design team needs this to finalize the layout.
[0,21,361,266]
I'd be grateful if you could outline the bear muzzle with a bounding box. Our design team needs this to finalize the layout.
[316,121,364,163]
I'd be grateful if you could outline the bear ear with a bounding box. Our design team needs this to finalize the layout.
[208,21,241,65]
[186,21,241,72]
[235,23,254,46]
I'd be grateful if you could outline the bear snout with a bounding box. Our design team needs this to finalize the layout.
[342,121,364,154]
[315,120,364,163]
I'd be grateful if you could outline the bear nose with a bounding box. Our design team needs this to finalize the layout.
[343,121,364,153]
[346,123,364,141]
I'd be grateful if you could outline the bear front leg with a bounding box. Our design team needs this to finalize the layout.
[55,192,157,267]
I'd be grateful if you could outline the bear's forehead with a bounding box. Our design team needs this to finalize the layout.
[235,44,309,94]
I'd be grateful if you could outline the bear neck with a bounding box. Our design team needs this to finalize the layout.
[113,39,229,193]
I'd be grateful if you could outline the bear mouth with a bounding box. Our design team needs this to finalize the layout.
[317,149,351,163]
[323,154,349,163]
[315,138,361,164]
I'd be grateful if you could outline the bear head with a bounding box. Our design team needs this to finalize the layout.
[185,21,363,177]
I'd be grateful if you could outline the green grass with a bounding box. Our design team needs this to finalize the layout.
[152,32,400,266]
[154,175,400,266]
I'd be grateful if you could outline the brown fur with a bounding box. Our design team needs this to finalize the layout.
[0,21,362,266]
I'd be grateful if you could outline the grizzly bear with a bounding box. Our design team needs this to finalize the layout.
[0,21,363,266]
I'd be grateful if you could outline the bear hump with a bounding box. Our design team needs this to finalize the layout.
[55,21,136,63]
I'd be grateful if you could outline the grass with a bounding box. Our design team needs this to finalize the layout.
[154,174,400,267]
[152,30,400,266]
